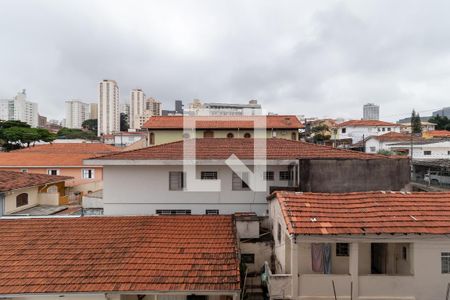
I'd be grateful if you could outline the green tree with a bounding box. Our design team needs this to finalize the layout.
[120,113,129,131]
[428,114,450,130]
[411,109,422,134]
[82,119,98,132]
[57,128,98,140]
[311,123,331,142]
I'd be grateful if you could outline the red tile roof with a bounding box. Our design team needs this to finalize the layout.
[337,120,399,127]
[143,115,304,129]
[0,170,72,192]
[15,143,120,154]
[0,215,239,295]
[91,138,396,161]
[425,130,450,137]
[0,143,121,167]
[272,191,450,235]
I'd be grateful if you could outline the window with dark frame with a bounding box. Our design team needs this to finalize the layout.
[442,252,450,273]
[232,172,250,190]
[424,150,432,155]
[155,209,191,215]
[279,171,290,181]
[169,171,185,190]
[16,193,28,207]
[336,243,349,256]
[264,171,274,181]
[341,128,346,134]
[205,209,219,215]
[241,253,255,264]
[201,171,218,180]
[47,169,60,176]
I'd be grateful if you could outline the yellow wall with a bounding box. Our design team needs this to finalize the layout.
[4,186,39,214]
[148,129,299,145]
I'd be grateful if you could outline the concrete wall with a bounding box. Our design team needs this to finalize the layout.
[299,158,410,192]
[103,165,290,216]
[0,167,103,181]
[240,241,273,273]
[335,125,401,144]
[4,186,39,214]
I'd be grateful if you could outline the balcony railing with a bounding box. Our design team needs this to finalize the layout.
[264,262,292,299]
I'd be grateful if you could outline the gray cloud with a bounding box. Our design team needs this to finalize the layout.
[1,0,450,121]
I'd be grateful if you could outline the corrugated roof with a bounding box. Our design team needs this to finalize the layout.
[90,138,396,161]
[143,115,304,129]
[0,170,72,192]
[273,191,450,235]
[0,215,240,295]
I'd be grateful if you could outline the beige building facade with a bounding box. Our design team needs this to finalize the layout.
[98,80,120,136]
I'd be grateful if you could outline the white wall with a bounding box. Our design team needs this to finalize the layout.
[337,125,401,144]
[103,164,290,216]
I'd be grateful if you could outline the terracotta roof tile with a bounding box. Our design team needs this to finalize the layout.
[143,115,304,129]
[91,138,398,161]
[15,143,120,154]
[0,215,239,295]
[0,170,72,192]
[273,191,450,235]
[424,130,450,137]
[337,120,399,127]
[0,143,121,167]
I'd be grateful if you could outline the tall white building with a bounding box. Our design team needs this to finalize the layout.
[363,103,380,120]
[130,89,145,130]
[0,90,38,127]
[98,80,120,136]
[185,99,262,116]
[120,103,130,116]
[65,100,90,129]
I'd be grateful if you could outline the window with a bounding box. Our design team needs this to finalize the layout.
[20,169,28,173]
[336,243,349,256]
[272,131,277,137]
[203,130,214,138]
[149,132,155,145]
[82,169,95,179]
[279,171,290,181]
[442,252,450,273]
[206,209,219,215]
[277,222,282,244]
[156,209,191,215]
[402,246,408,260]
[382,127,385,132]
[291,132,297,140]
[388,128,391,131]
[187,296,207,300]
[264,171,274,181]
[227,133,234,138]
[241,253,255,264]
[169,172,185,190]
[47,169,60,175]
[341,128,346,134]
[232,172,250,190]
[201,171,218,180]
[16,193,28,207]
[370,147,376,152]
[448,151,450,155]
[244,133,251,138]
[424,150,432,156]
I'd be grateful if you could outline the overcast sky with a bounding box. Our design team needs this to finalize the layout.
[1,0,450,121]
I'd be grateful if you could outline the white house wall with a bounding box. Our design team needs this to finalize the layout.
[103,165,290,216]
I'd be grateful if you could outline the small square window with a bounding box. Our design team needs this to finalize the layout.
[370,147,376,152]
[169,172,185,190]
[201,171,218,180]
[279,171,290,181]
[442,252,450,273]
[264,171,274,181]
[47,169,60,176]
[336,243,349,256]
[424,151,432,156]
[241,253,255,264]
[388,128,391,131]
[341,128,346,134]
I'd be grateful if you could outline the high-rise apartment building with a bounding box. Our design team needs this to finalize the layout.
[363,103,380,120]
[120,103,130,116]
[65,100,91,129]
[130,89,145,130]
[98,80,120,136]
[90,103,98,120]
[0,90,38,127]
[145,97,162,116]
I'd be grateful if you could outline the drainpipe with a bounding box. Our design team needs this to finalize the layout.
[349,242,359,299]
[290,235,299,298]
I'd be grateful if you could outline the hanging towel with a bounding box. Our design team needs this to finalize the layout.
[311,243,324,272]
[323,243,332,274]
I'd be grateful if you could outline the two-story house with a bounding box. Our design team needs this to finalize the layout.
[267,191,450,300]
[334,120,401,144]
[85,138,409,216]
[143,115,304,146]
